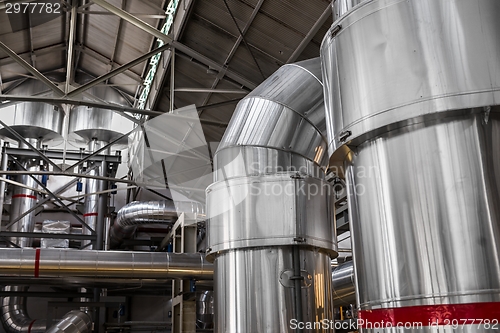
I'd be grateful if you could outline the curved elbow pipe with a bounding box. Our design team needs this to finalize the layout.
[110,200,205,248]
[1,286,46,333]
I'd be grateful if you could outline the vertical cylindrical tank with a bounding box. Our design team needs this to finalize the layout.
[321,0,500,331]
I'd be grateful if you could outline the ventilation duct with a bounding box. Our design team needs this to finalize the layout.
[45,310,92,333]
[206,58,337,332]
[0,286,46,333]
[322,0,500,330]
[110,200,205,248]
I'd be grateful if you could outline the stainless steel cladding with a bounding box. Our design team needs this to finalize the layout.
[68,86,134,144]
[215,248,334,333]
[45,310,92,333]
[1,286,46,333]
[110,200,205,248]
[321,0,500,331]
[207,58,337,332]
[321,0,500,156]
[207,174,335,254]
[331,261,355,307]
[0,248,213,280]
[0,79,64,143]
[196,291,214,330]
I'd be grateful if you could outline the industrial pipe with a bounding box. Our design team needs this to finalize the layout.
[110,200,205,248]
[45,310,92,333]
[331,261,355,307]
[206,58,337,332]
[0,286,46,333]
[0,248,213,280]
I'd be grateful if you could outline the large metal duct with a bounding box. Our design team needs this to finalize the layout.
[45,310,92,333]
[206,58,337,332]
[196,291,214,329]
[110,200,205,248]
[0,248,213,280]
[322,0,500,331]
[331,261,355,307]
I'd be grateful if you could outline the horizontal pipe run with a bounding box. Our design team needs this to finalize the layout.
[0,248,213,280]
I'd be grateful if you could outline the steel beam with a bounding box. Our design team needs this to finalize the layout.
[77,10,165,18]
[0,94,229,126]
[91,0,258,89]
[174,88,249,94]
[67,43,170,97]
[0,42,64,96]
[0,119,62,171]
[5,147,121,163]
[200,0,264,109]
[287,4,331,63]
[0,231,96,240]
[0,44,66,67]
[65,1,78,93]
[11,158,95,233]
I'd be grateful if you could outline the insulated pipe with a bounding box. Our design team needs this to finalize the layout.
[207,58,337,332]
[331,261,355,307]
[0,248,213,280]
[45,310,92,333]
[322,0,500,330]
[109,200,205,248]
[0,286,46,333]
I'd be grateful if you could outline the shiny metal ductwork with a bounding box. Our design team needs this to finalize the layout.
[206,58,337,332]
[0,248,213,280]
[196,291,214,329]
[331,261,355,307]
[45,310,92,333]
[322,0,500,331]
[0,286,46,333]
[110,200,205,248]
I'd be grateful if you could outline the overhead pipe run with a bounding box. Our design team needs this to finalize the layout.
[322,0,500,330]
[110,200,205,248]
[45,310,92,333]
[0,248,213,280]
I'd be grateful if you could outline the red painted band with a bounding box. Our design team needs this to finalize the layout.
[34,248,40,278]
[12,194,37,200]
[359,302,500,327]
[83,212,98,217]
[28,320,36,333]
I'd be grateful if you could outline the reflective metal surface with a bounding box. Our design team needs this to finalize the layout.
[110,200,205,248]
[347,114,500,310]
[68,86,134,144]
[331,261,355,307]
[0,286,46,333]
[207,59,336,332]
[215,248,333,333]
[0,248,213,280]
[0,79,64,143]
[321,0,500,156]
[332,0,366,20]
[196,291,214,329]
[45,310,92,333]
[207,173,335,256]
